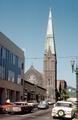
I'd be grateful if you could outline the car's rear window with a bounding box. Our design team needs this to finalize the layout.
[56,102,72,107]
[15,102,27,106]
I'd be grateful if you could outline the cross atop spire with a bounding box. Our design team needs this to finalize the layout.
[45,9,56,54]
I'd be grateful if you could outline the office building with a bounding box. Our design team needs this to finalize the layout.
[0,32,24,104]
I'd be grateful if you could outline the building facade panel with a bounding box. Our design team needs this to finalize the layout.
[24,81,46,102]
[0,32,24,104]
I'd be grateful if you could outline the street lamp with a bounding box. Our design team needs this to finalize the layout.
[71,59,78,118]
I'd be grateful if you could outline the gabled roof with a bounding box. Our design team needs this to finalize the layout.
[25,65,43,78]
[24,65,43,87]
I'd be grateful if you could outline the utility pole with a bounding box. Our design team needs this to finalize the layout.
[71,59,78,118]
[76,66,78,116]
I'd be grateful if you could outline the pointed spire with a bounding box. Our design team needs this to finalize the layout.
[47,8,53,36]
[45,8,56,54]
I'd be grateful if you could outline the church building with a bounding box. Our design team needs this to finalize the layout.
[24,9,57,103]
[43,9,57,102]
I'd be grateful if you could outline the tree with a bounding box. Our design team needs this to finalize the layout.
[60,89,70,100]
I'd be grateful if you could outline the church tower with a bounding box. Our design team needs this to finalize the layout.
[43,9,57,102]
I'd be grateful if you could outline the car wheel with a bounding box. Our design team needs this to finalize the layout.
[53,116,56,119]
[57,109,65,117]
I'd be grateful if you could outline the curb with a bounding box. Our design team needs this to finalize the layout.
[73,118,78,120]
[73,119,78,120]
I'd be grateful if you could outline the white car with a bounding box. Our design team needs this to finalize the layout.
[27,100,38,108]
[14,101,34,113]
[51,101,75,119]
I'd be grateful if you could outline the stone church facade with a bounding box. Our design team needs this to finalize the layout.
[24,65,46,102]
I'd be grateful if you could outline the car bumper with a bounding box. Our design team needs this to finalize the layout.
[52,112,73,118]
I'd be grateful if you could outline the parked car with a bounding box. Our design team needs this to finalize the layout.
[0,102,21,114]
[51,101,75,119]
[27,100,38,108]
[38,100,49,109]
[14,101,34,113]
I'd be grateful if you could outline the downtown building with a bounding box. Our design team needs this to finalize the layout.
[57,80,67,92]
[0,32,24,104]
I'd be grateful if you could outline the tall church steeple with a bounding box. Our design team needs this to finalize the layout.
[44,9,57,102]
[45,9,56,54]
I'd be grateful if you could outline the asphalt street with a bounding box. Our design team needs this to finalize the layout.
[0,106,76,120]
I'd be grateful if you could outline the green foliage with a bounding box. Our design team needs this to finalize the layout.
[59,89,70,100]
[73,106,77,113]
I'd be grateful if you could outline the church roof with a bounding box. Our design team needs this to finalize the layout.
[24,65,43,87]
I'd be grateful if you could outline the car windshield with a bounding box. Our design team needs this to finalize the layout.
[55,102,72,108]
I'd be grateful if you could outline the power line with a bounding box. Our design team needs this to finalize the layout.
[26,56,78,60]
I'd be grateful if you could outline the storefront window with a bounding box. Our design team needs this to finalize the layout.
[8,70,15,82]
[17,75,21,84]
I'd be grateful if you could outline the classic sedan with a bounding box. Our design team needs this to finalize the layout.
[14,101,34,113]
[38,101,49,109]
[0,102,21,114]
[51,101,75,119]
[27,100,38,108]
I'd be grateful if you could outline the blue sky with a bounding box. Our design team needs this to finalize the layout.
[0,0,78,88]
